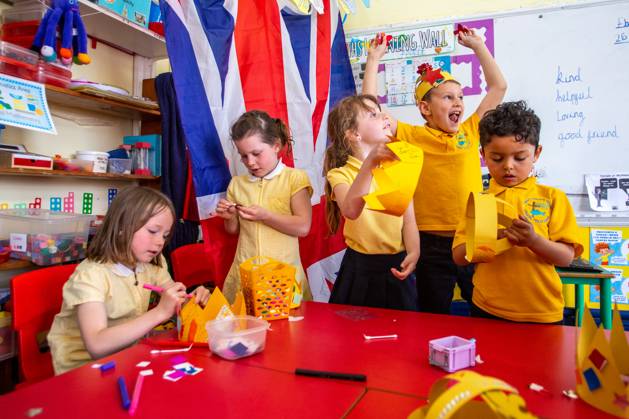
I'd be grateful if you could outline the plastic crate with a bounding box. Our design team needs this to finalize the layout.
[0,40,38,80]
[0,209,94,266]
[429,335,476,372]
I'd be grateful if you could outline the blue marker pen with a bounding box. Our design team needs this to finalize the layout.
[100,361,116,372]
[117,376,131,410]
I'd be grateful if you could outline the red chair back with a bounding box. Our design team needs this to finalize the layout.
[11,264,77,383]
[170,243,224,290]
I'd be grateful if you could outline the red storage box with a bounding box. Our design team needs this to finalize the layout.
[36,61,71,88]
[0,40,38,80]
[1,20,40,49]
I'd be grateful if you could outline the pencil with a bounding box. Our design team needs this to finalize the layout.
[143,284,194,298]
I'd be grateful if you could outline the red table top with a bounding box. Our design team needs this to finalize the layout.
[0,302,620,418]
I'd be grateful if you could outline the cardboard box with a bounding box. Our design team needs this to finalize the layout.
[121,0,151,28]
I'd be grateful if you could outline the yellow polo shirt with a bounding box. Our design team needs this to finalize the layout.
[48,257,173,374]
[453,177,584,323]
[222,163,313,304]
[327,155,405,254]
[397,114,482,231]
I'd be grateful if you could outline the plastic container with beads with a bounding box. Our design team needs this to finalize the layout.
[0,208,94,266]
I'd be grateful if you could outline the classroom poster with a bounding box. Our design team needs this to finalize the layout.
[585,174,629,211]
[346,18,494,107]
[0,74,56,134]
[588,228,629,305]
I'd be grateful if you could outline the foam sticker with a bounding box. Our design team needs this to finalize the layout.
[50,197,61,211]
[63,192,74,213]
[82,192,93,215]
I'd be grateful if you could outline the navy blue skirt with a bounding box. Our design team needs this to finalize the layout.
[329,248,418,311]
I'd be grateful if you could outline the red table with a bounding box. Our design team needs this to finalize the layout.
[241,302,615,418]
[0,302,619,418]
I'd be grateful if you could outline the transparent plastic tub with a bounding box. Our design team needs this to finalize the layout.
[205,315,269,360]
[0,209,94,265]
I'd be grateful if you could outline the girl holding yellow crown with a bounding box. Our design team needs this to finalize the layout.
[362,26,507,315]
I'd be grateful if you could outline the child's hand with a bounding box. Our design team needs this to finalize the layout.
[156,282,187,319]
[216,199,239,220]
[366,32,388,62]
[391,252,418,280]
[237,205,270,222]
[456,26,484,51]
[503,215,540,248]
[191,285,211,307]
[364,143,398,170]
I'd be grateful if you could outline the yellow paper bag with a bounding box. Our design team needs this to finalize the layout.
[363,138,424,216]
[240,256,297,320]
[465,192,517,263]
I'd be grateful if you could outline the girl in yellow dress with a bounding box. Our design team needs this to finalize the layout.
[216,111,313,303]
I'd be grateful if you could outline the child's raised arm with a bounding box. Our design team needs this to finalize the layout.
[236,188,312,237]
[361,34,398,135]
[77,282,188,360]
[457,28,507,119]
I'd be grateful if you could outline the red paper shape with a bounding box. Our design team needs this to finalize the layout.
[422,68,444,85]
[588,348,608,371]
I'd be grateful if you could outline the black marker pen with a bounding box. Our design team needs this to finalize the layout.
[295,368,367,382]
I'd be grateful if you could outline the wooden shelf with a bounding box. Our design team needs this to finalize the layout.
[0,258,33,272]
[78,0,167,58]
[45,85,160,119]
[0,167,159,181]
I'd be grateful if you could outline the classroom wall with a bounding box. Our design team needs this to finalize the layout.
[343,0,594,31]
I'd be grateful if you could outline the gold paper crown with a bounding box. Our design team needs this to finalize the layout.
[408,370,538,418]
[178,288,246,343]
[576,306,629,417]
[415,63,456,102]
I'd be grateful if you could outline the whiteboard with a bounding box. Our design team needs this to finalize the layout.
[495,1,629,193]
[349,1,629,194]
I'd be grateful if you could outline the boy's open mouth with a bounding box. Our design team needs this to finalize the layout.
[449,111,461,123]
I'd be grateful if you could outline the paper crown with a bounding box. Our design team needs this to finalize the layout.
[408,370,538,418]
[465,192,517,263]
[414,63,457,102]
[363,136,424,216]
[178,288,246,344]
[576,306,629,417]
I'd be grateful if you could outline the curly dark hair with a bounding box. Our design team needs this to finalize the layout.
[479,101,541,148]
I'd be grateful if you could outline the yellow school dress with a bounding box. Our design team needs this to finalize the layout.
[396,114,482,232]
[453,177,584,323]
[48,257,173,374]
[222,162,313,303]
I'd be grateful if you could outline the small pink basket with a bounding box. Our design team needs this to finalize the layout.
[429,335,476,372]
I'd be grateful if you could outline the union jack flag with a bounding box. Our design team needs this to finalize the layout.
[161,0,354,301]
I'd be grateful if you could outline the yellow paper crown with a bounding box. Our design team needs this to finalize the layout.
[576,306,629,417]
[465,192,517,263]
[178,288,246,343]
[408,370,538,419]
[414,63,457,102]
[363,137,424,217]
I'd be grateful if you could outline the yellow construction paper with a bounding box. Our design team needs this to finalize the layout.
[408,371,538,419]
[178,288,244,343]
[576,305,629,418]
[465,192,517,263]
[363,140,424,216]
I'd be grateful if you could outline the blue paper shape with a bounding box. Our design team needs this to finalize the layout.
[229,342,249,357]
[583,367,601,391]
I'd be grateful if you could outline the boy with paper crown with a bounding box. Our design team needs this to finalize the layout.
[452,101,583,323]
[362,26,507,314]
